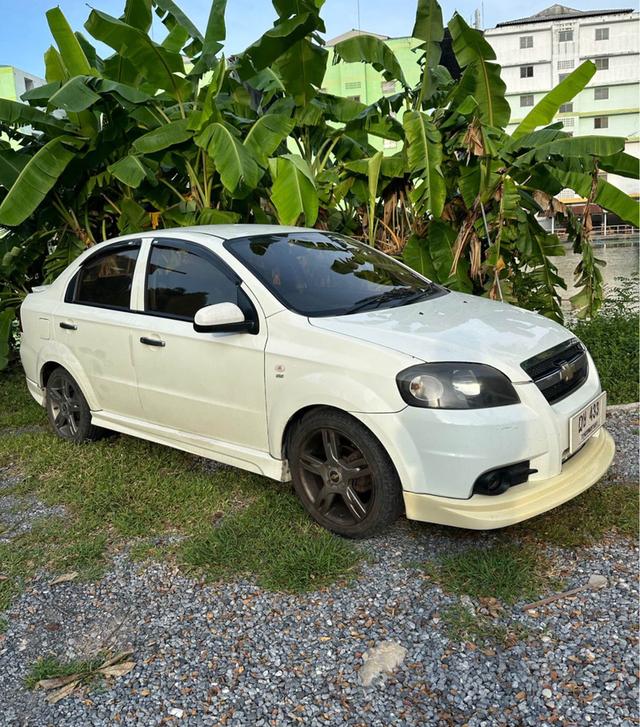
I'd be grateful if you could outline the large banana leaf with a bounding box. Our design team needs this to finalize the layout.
[153,0,203,42]
[554,170,640,227]
[412,0,444,105]
[108,155,152,188]
[403,222,472,291]
[448,14,510,128]
[85,10,188,100]
[49,76,102,113]
[237,13,320,79]
[198,0,228,68]
[367,151,384,245]
[44,47,68,84]
[196,123,261,192]
[519,135,625,165]
[0,149,30,189]
[333,35,408,87]
[0,137,78,227]
[133,119,193,153]
[268,154,318,226]
[243,114,296,167]
[273,39,328,106]
[124,0,153,32]
[0,99,68,137]
[46,8,94,77]
[513,61,596,139]
[403,110,446,217]
[598,151,640,179]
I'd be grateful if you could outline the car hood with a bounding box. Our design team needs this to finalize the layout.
[308,291,574,382]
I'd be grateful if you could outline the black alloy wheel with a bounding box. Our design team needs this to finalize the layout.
[45,367,104,443]
[289,409,403,538]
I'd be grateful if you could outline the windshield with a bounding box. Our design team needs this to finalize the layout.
[225,232,444,317]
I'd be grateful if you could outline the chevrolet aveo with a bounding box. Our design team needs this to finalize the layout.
[19,225,615,538]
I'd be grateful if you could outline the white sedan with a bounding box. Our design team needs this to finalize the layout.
[19,225,614,538]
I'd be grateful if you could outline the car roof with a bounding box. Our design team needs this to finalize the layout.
[116,224,318,245]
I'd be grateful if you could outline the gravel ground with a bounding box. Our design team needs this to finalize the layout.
[0,412,638,727]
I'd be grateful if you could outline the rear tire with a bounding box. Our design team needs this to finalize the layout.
[288,409,403,539]
[45,367,105,443]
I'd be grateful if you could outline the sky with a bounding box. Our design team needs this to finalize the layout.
[1,0,638,78]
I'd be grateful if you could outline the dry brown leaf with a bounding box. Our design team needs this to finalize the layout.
[47,680,79,704]
[98,650,133,670]
[0,575,8,582]
[99,661,135,678]
[37,674,80,691]
[49,572,78,586]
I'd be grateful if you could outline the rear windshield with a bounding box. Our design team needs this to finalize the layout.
[225,232,443,317]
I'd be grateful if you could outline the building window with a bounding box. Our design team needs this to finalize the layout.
[557,60,574,70]
[520,36,533,49]
[381,80,396,94]
[558,29,574,42]
[563,117,575,128]
[24,78,34,92]
[594,116,609,129]
[595,57,609,71]
[520,94,534,107]
[558,73,569,82]
[559,102,573,113]
[594,86,609,100]
[520,65,534,78]
[347,95,361,102]
[344,81,361,90]
[595,27,609,41]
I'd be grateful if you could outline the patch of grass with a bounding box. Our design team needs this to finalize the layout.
[0,368,46,429]
[0,428,361,607]
[440,603,532,647]
[570,276,639,405]
[0,616,7,633]
[514,481,639,548]
[180,493,359,591]
[429,543,546,604]
[25,654,106,690]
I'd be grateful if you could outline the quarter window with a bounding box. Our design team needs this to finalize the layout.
[520,65,534,78]
[520,36,533,49]
[71,246,139,310]
[595,27,609,41]
[595,86,609,100]
[145,242,241,320]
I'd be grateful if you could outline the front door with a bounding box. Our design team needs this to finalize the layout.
[132,238,269,453]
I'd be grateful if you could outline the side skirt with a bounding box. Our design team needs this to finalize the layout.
[91,410,288,481]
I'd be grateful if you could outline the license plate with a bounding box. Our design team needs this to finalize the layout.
[569,392,607,453]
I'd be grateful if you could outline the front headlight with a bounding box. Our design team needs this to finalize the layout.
[396,363,520,409]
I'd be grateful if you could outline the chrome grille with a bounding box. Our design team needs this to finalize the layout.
[521,339,588,404]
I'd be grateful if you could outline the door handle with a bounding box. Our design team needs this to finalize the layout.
[140,336,165,347]
[59,322,77,331]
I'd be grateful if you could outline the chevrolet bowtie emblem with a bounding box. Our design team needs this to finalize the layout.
[559,360,576,382]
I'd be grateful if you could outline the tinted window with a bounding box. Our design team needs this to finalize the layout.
[73,247,139,309]
[226,232,442,317]
[146,242,239,320]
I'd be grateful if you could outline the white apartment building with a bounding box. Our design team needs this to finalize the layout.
[486,5,640,210]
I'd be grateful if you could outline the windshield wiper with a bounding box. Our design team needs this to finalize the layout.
[344,286,434,315]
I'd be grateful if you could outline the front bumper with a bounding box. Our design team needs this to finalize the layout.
[403,428,615,529]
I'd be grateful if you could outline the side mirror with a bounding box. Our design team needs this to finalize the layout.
[193,302,255,333]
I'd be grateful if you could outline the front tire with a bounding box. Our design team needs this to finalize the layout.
[45,367,104,443]
[288,409,403,538]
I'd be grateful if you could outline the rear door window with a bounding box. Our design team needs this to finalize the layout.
[70,245,139,310]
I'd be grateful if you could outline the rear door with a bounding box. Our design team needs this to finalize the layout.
[131,238,269,452]
[54,240,144,417]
